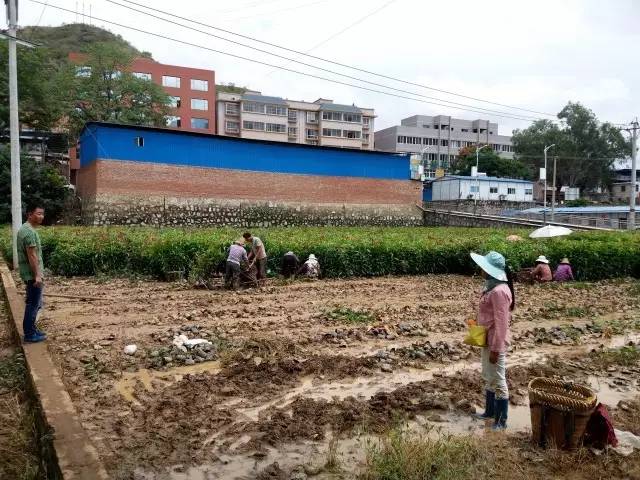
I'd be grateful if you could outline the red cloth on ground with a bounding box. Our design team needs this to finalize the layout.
[584,403,618,449]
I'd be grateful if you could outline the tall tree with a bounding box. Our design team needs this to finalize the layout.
[0,43,69,130]
[66,43,171,137]
[512,102,629,190]
[0,146,71,224]
[451,146,531,179]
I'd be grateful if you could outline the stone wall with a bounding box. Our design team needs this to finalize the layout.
[423,200,535,216]
[422,209,537,229]
[82,194,424,227]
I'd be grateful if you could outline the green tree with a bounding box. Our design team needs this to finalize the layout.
[0,43,69,130]
[0,146,71,224]
[67,42,171,137]
[452,146,531,179]
[512,102,629,190]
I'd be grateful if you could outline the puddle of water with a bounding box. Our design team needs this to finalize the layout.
[115,361,221,405]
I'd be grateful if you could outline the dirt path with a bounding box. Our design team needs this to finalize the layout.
[0,287,43,479]
[31,275,640,478]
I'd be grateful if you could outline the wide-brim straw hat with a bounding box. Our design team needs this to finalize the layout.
[308,254,317,260]
[560,257,570,264]
[470,251,507,282]
[536,255,550,264]
[234,238,245,245]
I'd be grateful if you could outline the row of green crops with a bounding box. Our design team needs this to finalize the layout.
[1,226,639,281]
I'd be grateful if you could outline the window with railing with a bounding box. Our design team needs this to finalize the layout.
[306,128,319,139]
[288,110,298,122]
[266,123,286,133]
[225,102,239,115]
[306,112,318,123]
[265,104,287,116]
[225,121,240,133]
[288,127,297,137]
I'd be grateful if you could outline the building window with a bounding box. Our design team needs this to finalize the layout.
[489,187,498,194]
[322,111,343,121]
[363,117,370,126]
[225,120,239,133]
[191,118,209,129]
[134,136,144,147]
[190,79,208,91]
[363,133,370,142]
[472,128,478,133]
[423,125,431,129]
[265,104,287,116]
[306,111,318,123]
[470,186,479,193]
[288,127,297,137]
[507,187,516,195]
[165,116,181,128]
[242,101,264,113]
[343,113,362,123]
[133,72,152,80]
[169,96,181,108]
[525,188,533,195]
[306,128,318,139]
[397,135,406,144]
[243,120,265,131]
[288,110,297,122]
[621,185,626,192]
[75,66,91,77]
[461,128,469,132]
[344,130,361,139]
[441,139,448,146]
[191,98,209,110]
[162,75,181,88]
[322,128,341,137]
[225,102,239,115]
[266,123,286,133]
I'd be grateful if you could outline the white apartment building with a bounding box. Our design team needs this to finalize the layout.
[375,115,514,176]
[216,91,375,150]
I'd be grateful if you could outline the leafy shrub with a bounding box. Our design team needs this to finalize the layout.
[1,226,639,281]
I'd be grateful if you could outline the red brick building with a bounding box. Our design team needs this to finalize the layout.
[68,54,216,178]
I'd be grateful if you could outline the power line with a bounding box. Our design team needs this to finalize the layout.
[100,0,542,121]
[107,0,556,118]
[35,0,50,26]
[33,1,538,122]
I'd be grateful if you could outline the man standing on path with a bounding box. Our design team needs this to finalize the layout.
[17,204,46,343]
[243,232,267,285]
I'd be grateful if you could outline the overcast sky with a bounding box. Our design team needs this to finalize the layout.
[19,0,640,135]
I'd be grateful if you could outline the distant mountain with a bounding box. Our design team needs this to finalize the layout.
[18,23,152,63]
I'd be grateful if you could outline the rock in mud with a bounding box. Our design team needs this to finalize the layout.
[163,356,173,364]
[380,363,393,373]
[427,413,447,423]
[185,358,195,366]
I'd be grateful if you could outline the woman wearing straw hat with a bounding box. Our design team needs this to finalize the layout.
[553,257,574,282]
[470,251,515,431]
[532,255,553,283]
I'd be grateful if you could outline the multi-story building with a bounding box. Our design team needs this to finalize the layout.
[216,91,375,150]
[69,54,216,133]
[375,115,514,176]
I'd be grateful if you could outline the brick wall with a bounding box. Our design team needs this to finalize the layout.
[77,160,423,226]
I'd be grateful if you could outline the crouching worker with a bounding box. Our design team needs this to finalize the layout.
[470,251,514,431]
[281,251,300,279]
[532,255,552,282]
[225,238,248,290]
[298,254,321,279]
[554,258,574,282]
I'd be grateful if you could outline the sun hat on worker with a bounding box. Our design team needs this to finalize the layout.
[560,257,570,264]
[470,251,507,282]
[308,254,317,260]
[535,255,550,264]
[234,238,245,246]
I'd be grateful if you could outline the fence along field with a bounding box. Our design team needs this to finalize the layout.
[1,226,639,281]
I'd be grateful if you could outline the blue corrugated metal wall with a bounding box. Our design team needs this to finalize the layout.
[80,123,409,180]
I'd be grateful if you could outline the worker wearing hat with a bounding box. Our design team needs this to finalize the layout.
[470,251,515,431]
[532,255,552,282]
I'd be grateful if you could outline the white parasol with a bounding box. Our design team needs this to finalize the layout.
[529,225,573,239]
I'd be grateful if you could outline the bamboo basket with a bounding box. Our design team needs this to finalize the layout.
[528,377,597,450]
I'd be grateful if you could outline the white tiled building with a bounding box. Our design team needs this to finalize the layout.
[430,175,533,202]
[216,91,375,150]
[375,115,515,175]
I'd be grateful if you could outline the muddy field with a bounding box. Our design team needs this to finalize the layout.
[30,274,640,479]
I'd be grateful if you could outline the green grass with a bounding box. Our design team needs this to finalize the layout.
[325,307,375,324]
[589,346,640,368]
[1,225,640,281]
[361,426,486,480]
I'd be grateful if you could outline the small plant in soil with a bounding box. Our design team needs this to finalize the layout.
[589,346,640,368]
[325,307,374,324]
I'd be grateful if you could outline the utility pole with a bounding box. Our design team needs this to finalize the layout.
[631,120,638,230]
[543,144,555,224]
[551,156,557,223]
[7,0,20,269]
